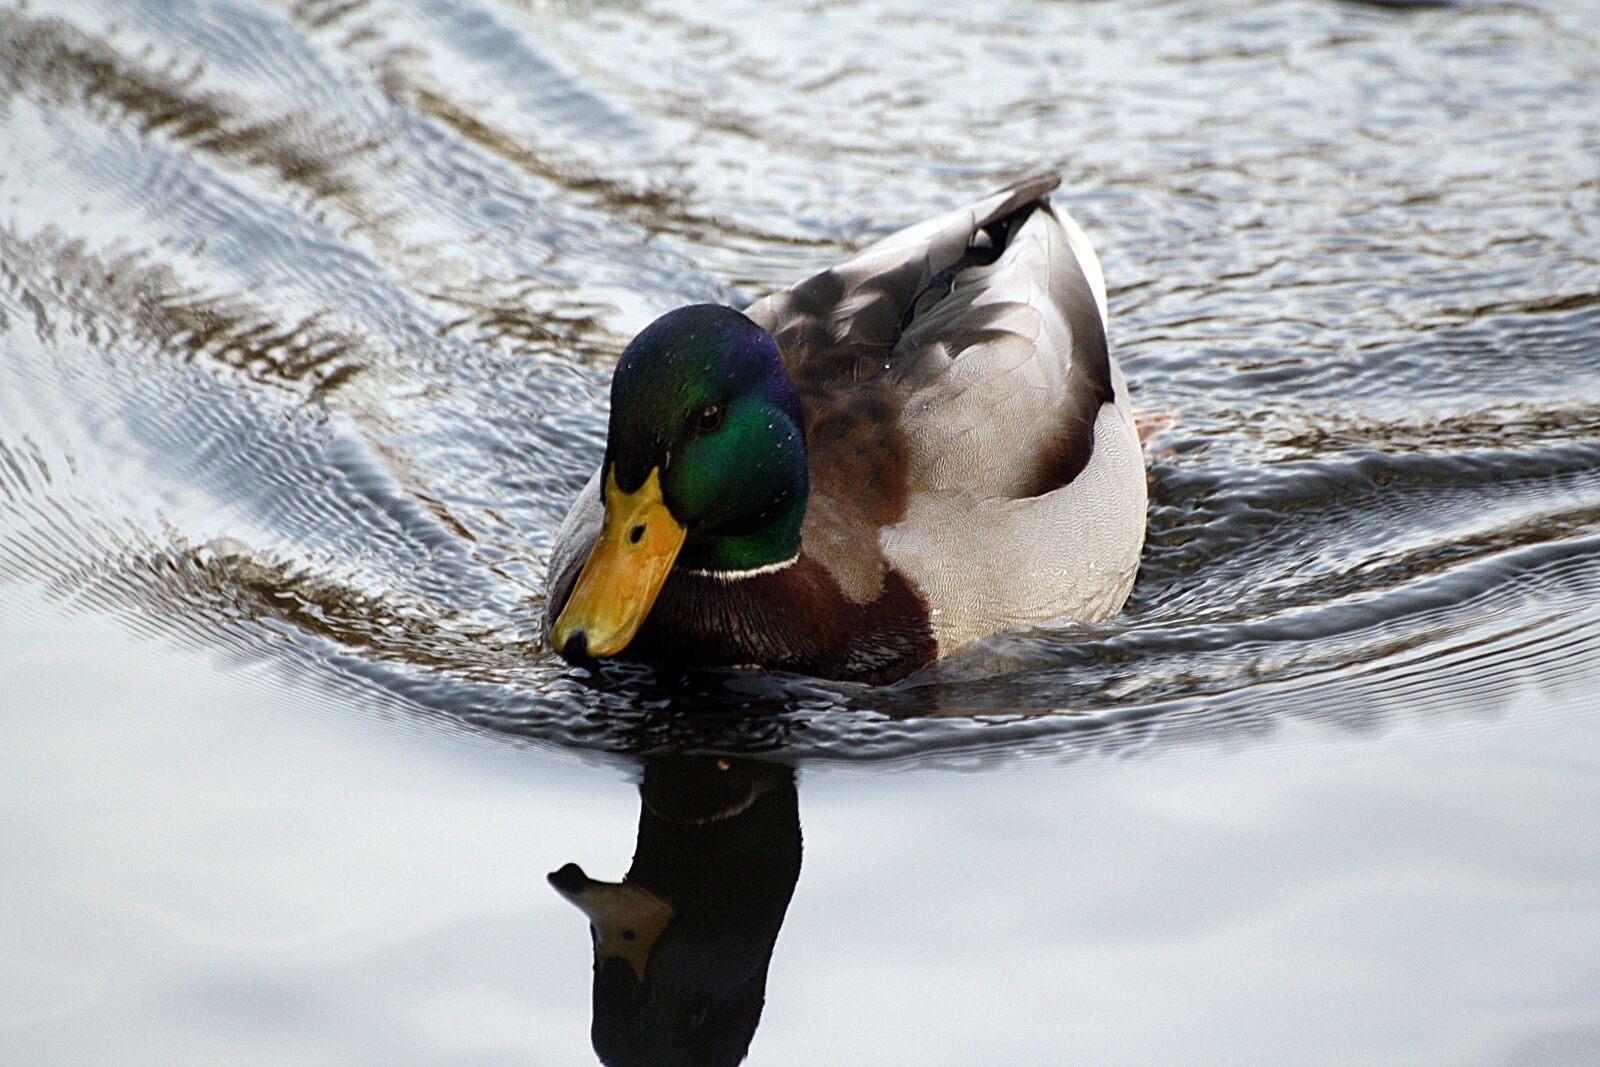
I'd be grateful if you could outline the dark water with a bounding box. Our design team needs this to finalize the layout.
[3,0,1600,1062]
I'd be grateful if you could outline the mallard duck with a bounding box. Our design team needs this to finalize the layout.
[545,175,1147,683]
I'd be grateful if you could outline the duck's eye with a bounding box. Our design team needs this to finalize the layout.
[695,403,724,434]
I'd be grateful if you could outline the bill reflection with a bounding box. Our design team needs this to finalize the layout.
[550,756,801,1066]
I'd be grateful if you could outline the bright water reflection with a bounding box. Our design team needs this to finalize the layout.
[5,603,1600,1064]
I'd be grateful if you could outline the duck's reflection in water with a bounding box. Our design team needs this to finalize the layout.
[549,756,801,1066]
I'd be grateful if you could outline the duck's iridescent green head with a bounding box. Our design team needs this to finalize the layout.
[609,304,807,570]
[550,305,807,660]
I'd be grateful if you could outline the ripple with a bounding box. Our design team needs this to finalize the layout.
[2,0,1599,770]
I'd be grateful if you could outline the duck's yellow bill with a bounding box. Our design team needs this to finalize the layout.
[550,467,686,659]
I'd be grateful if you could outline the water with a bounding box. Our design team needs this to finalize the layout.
[2,0,1599,1061]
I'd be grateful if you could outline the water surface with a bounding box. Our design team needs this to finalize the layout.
[3,0,1600,1062]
